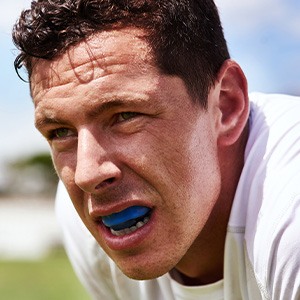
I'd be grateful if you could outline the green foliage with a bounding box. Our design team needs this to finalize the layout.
[7,152,59,196]
[0,249,90,300]
[10,152,57,177]
[12,152,54,169]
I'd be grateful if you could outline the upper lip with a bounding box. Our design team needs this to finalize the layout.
[88,200,153,220]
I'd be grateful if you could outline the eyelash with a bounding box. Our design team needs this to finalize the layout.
[116,112,139,122]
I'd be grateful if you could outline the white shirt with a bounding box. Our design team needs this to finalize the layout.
[56,93,300,299]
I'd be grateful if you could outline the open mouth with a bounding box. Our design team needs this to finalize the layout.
[102,206,152,237]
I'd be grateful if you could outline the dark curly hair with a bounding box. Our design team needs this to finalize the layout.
[12,0,230,106]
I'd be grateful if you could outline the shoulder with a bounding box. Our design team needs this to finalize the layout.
[234,93,300,298]
[248,92,300,130]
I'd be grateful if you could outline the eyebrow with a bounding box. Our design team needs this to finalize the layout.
[35,98,145,130]
[35,116,67,130]
[86,99,125,119]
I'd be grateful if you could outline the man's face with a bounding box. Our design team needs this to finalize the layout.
[31,28,222,279]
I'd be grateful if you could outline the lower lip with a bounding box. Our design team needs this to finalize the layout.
[96,211,155,251]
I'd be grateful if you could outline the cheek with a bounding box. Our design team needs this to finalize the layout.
[161,125,221,218]
[51,150,76,179]
[130,122,220,206]
[51,151,85,207]
[164,127,219,186]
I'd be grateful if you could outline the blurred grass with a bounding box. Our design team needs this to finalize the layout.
[0,248,90,300]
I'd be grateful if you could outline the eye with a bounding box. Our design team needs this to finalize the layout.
[50,128,74,139]
[117,112,139,122]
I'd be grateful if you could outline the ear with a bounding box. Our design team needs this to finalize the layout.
[213,60,249,147]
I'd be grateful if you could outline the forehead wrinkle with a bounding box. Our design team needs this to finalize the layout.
[31,29,155,100]
[64,31,152,83]
[66,40,107,84]
[33,49,143,95]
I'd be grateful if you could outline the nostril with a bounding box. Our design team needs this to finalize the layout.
[95,177,116,190]
[105,177,115,184]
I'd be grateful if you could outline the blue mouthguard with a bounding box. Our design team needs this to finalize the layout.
[102,206,151,227]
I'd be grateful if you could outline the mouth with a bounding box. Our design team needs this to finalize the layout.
[101,206,152,237]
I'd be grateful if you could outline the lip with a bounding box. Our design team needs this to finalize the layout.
[89,200,153,218]
[94,206,155,252]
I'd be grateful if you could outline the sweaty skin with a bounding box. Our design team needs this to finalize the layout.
[31,28,249,284]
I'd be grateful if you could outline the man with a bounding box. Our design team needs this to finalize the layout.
[13,0,300,299]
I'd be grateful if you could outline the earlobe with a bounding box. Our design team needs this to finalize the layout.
[215,60,249,147]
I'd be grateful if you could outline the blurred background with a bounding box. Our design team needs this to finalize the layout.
[0,0,299,299]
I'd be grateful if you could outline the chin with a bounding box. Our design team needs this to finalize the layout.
[115,258,173,281]
[121,267,168,281]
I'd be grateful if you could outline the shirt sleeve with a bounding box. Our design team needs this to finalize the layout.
[267,194,300,299]
[244,94,300,300]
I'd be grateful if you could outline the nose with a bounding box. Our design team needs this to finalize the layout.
[74,128,122,193]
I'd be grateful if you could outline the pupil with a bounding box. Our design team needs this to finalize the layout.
[56,128,68,137]
[121,112,137,120]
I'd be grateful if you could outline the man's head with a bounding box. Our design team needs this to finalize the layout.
[13,0,229,107]
[13,0,249,283]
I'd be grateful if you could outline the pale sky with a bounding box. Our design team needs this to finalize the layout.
[1,1,299,177]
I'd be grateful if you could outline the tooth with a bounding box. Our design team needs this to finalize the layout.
[111,229,124,236]
[130,225,137,232]
[110,215,150,236]
[136,221,144,228]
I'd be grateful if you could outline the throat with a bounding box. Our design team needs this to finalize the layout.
[170,267,223,286]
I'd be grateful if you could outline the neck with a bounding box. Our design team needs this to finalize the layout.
[170,195,229,286]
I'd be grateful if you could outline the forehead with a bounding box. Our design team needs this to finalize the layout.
[30,28,153,100]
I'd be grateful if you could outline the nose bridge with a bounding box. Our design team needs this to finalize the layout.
[75,127,120,192]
